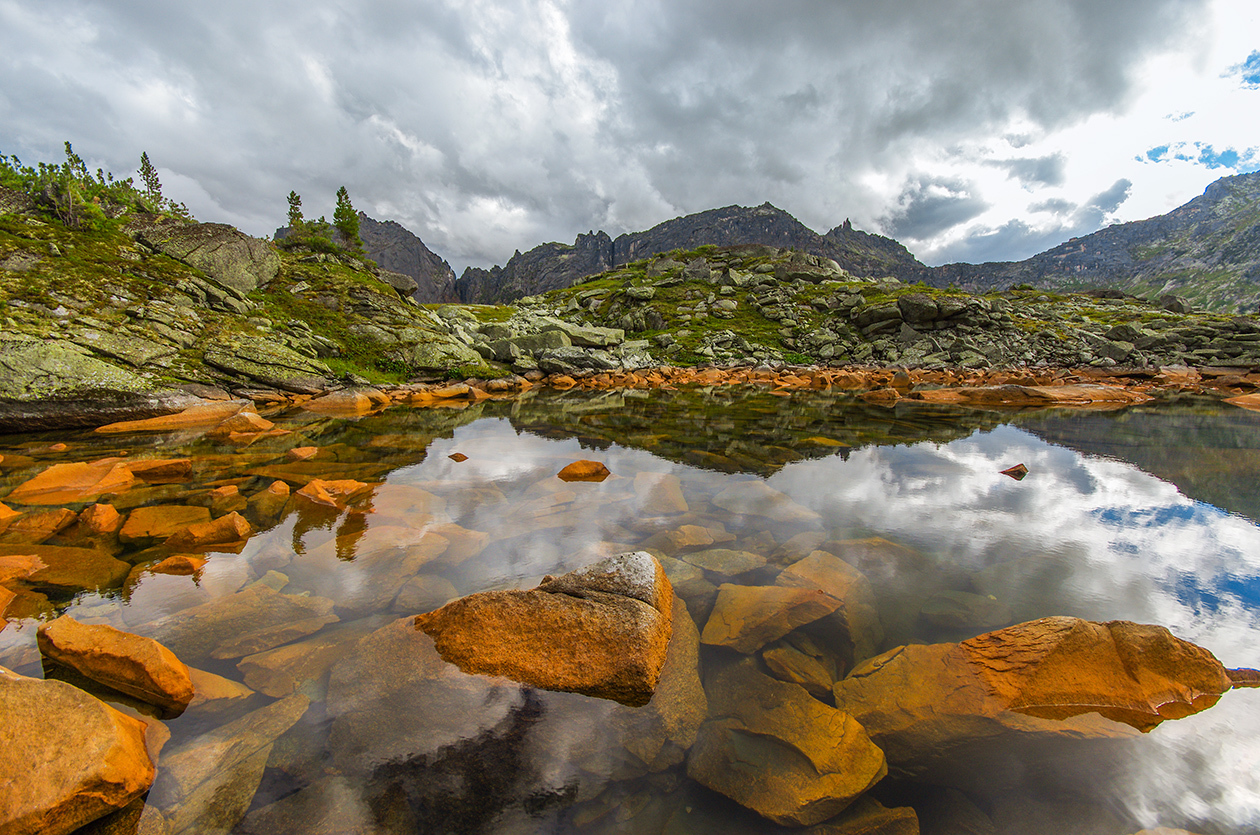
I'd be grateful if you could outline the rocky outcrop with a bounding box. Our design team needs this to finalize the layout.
[127,215,279,295]
[458,230,615,304]
[0,666,156,835]
[832,617,1235,787]
[415,551,674,705]
[354,214,461,302]
[36,616,195,717]
[687,658,887,826]
[456,205,924,303]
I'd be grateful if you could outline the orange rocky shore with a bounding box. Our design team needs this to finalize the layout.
[109,363,1260,423]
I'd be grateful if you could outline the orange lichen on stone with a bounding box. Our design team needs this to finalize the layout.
[5,459,139,505]
[163,512,253,550]
[94,401,246,434]
[124,458,193,484]
[150,555,208,576]
[207,411,275,438]
[557,460,612,482]
[37,615,195,716]
[415,552,673,706]
[286,446,319,462]
[295,478,372,508]
[119,506,212,544]
[77,504,123,535]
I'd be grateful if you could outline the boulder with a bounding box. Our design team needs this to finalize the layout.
[633,471,689,514]
[918,590,1012,632]
[203,337,331,394]
[37,616,194,716]
[557,459,612,482]
[776,550,884,660]
[680,548,766,577]
[701,583,843,654]
[0,544,131,594]
[0,666,155,835]
[687,659,887,826]
[78,503,124,534]
[833,617,1235,787]
[415,551,673,706]
[129,217,279,295]
[163,511,252,550]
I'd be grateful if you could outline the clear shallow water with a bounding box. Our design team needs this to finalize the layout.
[1,389,1258,833]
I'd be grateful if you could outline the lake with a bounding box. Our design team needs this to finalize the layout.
[1,387,1257,834]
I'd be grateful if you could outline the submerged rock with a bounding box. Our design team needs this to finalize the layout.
[701,583,843,654]
[833,616,1236,787]
[0,666,155,835]
[415,551,673,706]
[37,616,195,717]
[687,658,887,826]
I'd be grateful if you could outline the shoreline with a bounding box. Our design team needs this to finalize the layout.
[11,361,1250,438]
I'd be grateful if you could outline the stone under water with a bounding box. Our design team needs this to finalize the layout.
[415,551,674,706]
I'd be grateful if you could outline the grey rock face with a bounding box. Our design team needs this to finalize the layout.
[128,217,279,295]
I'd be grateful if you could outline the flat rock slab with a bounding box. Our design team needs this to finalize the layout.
[137,582,339,662]
[712,480,821,523]
[0,544,131,594]
[0,666,155,835]
[5,458,139,505]
[701,583,843,654]
[415,551,673,706]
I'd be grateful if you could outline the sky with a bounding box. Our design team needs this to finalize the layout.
[1,0,1257,274]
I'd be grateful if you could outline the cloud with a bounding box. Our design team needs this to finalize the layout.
[993,154,1068,188]
[881,175,989,240]
[928,178,1133,264]
[0,0,1221,271]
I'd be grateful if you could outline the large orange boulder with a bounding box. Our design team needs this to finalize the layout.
[833,616,1236,787]
[0,666,155,835]
[687,658,887,826]
[557,459,612,482]
[415,551,673,706]
[37,616,195,717]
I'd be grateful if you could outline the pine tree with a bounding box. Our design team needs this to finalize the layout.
[333,186,362,249]
[138,152,162,198]
[286,191,304,231]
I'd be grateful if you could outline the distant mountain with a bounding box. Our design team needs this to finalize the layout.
[456,203,922,304]
[919,172,1260,312]
[356,214,460,303]
[275,213,460,303]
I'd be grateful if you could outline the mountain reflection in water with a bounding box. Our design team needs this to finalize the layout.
[0,388,1257,833]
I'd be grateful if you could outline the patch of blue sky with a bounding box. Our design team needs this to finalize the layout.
[1092,502,1201,527]
[1232,50,1260,87]
[1138,141,1260,173]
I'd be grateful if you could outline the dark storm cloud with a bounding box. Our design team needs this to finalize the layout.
[0,0,1210,269]
[881,176,989,240]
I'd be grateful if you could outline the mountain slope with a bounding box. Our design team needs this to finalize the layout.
[921,172,1260,312]
[356,214,461,303]
[457,204,923,304]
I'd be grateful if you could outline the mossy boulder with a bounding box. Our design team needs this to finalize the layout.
[127,216,279,295]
